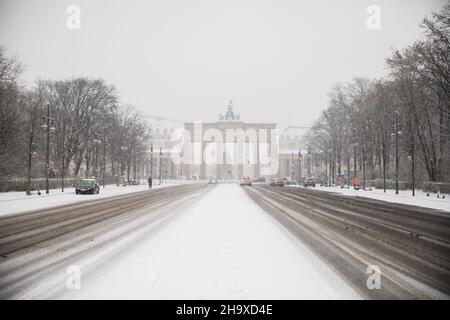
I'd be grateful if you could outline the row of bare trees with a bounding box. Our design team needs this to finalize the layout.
[304,5,449,191]
[0,48,152,192]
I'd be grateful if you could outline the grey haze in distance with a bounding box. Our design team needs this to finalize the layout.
[0,0,446,127]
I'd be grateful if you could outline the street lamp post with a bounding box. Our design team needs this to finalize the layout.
[347,154,351,189]
[307,146,311,177]
[159,147,163,184]
[120,146,128,178]
[26,143,39,195]
[361,142,366,191]
[41,103,55,194]
[291,144,294,182]
[179,148,183,179]
[408,117,415,197]
[298,149,302,182]
[102,134,107,188]
[352,128,358,188]
[392,111,402,195]
[150,142,153,179]
[92,135,102,178]
[325,150,328,187]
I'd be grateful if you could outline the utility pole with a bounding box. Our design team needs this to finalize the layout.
[298,149,302,182]
[41,103,55,194]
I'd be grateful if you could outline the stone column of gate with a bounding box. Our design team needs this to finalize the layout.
[222,137,229,181]
[182,160,190,180]
[257,128,267,177]
[216,134,224,180]
[200,141,207,180]
[238,136,244,180]
[255,129,260,177]
[221,148,227,180]
[170,154,176,179]
[190,121,205,180]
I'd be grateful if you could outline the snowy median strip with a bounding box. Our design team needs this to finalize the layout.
[0,183,181,217]
[286,185,450,213]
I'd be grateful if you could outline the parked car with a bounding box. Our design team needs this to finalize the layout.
[303,178,316,187]
[76,179,100,194]
[240,176,252,186]
[270,178,284,186]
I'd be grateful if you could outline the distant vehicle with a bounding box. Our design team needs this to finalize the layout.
[285,180,299,186]
[208,176,217,184]
[270,178,284,186]
[128,179,139,185]
[76,179,100,194]
[253,176,266,183]
[303,178,316,187]
[240,176,252,186]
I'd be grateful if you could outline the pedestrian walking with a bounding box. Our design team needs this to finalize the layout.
[147,176,152,189]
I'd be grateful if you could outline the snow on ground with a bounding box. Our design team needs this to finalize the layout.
[62,184,361,299]
[287,185,450,213]
[0,181,180,217]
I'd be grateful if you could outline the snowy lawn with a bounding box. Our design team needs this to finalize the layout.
[286,185,450,213]
[0,182,180,217]
[63,184,361,299]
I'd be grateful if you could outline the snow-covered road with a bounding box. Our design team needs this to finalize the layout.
[60,184,360,299]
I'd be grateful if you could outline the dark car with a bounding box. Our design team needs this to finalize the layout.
[303,178,316,187]
[76,179,100,194]
[253,176,266,183]
[270,178,284,186]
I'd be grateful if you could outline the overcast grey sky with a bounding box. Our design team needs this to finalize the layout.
[0,0,446,127]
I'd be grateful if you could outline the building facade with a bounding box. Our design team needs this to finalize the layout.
[182,101,277,181]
